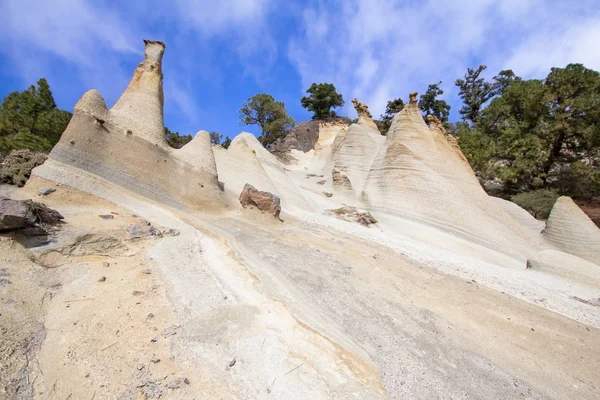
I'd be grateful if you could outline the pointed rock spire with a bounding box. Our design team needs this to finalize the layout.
[110,40,166,146]
[351,98,379,132]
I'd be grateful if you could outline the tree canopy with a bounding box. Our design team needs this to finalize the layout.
[239,93,295,148]
[300,83,344,120]
[221,136,232,149]
[419,82,450,124]
[376,97,405,134]
[455,65,519,124]
[209,132,223,146]
[459,63,600,198]
[0,78,72,154]
[164,127,192,149]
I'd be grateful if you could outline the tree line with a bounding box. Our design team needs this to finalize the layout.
[2,63,598,204]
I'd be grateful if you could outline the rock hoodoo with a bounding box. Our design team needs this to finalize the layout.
[542,196,600,264]
[110,40,166,146]
[33,40,223,210]
[352,98,379,132]
[362,92,535,258]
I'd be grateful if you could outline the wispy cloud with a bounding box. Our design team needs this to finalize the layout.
[1,0,598,131]
[0,0,276,123]
[287,0,600,118]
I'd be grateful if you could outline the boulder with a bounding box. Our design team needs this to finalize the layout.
[239,183,282,220]
[269,121,321,153]
[0,198,36,230]
[38,187,56,196]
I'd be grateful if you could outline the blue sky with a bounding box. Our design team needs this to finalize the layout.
[1,0,599,139]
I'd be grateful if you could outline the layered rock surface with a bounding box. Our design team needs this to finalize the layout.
[331,100,384,197]
[7,39,600,399]
[543,196,600,264]
[33,40,222,210]
[362,94,534,258]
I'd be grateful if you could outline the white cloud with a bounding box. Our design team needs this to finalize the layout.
[287,0,600,118]
[502,18,600,78]
[0,0,275,126]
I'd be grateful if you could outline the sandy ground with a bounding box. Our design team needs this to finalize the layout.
[1,176,599,399]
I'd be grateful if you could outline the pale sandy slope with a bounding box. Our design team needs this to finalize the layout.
[4,169,597,399]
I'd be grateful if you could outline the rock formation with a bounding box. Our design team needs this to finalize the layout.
[362,92,535,258]
[110,40,166,146]
[0,198,36,230]
[4,37,600,399]
[543,196,600,264]
[426,115,469,164]
[214,133,314,214]
[32,40,223,210]
[324,99,384,197]
[352,98,379,132]
[269,121,321,153]
[0,198,63,231]
[269,119,350,154]
[239,183,283,220]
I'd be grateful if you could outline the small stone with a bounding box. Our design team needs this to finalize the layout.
[316,180,326,185]
[98,276,106,282]
[141,269,152,275]
[38,188,56,196]
[132,291,145,296]
[102,262,110,267]
[184,378,190,385]
[147,313,155,319]
[98,214,114,219]
[136,364,145,370]
[70,139,75,145]
[228,358,236,367]
[151,358,160,363]
[166,377,187,390]
[136,391,148,400]
[322,191,333,197]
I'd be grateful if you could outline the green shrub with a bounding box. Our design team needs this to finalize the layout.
[511,189,560,219]
[0,149,47,186]
[551,161,600,200]
[0,130,53,155]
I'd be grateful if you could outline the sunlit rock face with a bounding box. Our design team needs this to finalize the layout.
[35,40,223,210]
[542,196,600,264]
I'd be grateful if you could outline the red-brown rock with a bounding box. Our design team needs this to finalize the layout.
[239,184,282,221]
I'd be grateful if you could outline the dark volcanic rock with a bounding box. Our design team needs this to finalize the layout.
[269,121,320,153]
[0,198,36,231]
[239,183,282,221]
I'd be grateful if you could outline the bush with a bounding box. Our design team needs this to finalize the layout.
[0,130,53,154]
[0,149,47,186]
[551,161,600,200]
[511,189,560,219]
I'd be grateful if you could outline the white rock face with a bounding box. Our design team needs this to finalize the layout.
[36,40,222,210]
[543,196,600,264]
[362,98,534,259]
[21,42,600,399]
[528,249,600,287]
[331,121,384,197]
[110,40,166,147]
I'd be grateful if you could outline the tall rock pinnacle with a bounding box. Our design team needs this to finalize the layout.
[351,98,379,132]
[110,40,166,146]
